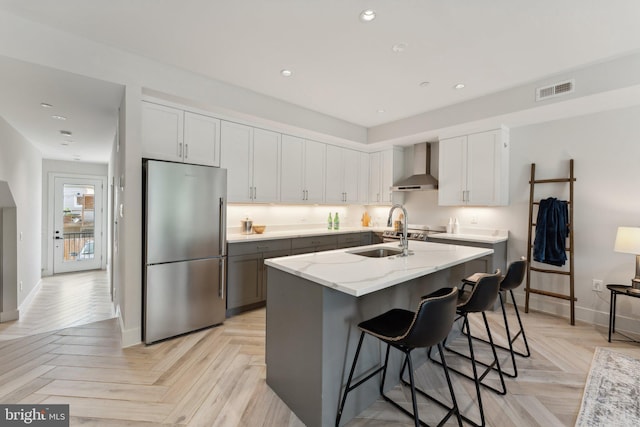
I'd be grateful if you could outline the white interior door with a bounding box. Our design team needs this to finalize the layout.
[53,177,103,273]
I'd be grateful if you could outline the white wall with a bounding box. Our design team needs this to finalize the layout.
[0,117,42,309]
[402,105,640,333]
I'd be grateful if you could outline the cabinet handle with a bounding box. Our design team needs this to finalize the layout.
[257,246,269,251]
[184,143,189,159]
[178,143,183,157]
[302,190,306,200]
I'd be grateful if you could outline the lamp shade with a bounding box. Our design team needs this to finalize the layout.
[614,226,640,254]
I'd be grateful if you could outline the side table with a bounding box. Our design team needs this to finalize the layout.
[607,284,640,342]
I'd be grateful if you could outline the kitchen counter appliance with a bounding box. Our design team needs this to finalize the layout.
[382,224,445,242]
[143,160,227,344]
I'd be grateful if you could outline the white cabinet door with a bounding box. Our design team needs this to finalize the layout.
[141,102,183,162]
[343,148,360,203]
[368,152,382,203]
[438,136,467,205]
[438,129,509,206]
[325,145,344,203]
[304,140,325,203]
[368,149,404,205]
[280,135,305,203]
[325,146,361,204]
[183,112,220,167]
[467,130,499,205]
[220,121,253,203]
[358,152,369,204]
[252,128,280,202]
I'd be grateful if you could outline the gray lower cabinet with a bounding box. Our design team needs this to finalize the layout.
[227,231,373,316]
[337,232,366,249]
[428,236,507,276]
[226,239,291,316]
[291,235,338,255]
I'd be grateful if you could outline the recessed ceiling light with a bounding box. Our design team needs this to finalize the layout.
[40,102,53,108]
[360,9,376,22]
[60,130,72,137]
[61,141,70,146]
[51,115,67,121]
[419,81,430,87]
[377,109,385,114]
[392,43,408,53]
[72,155,81,161]
[454,83,466,89]
[280,69,293,77]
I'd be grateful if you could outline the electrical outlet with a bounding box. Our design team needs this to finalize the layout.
[592,279,603,292]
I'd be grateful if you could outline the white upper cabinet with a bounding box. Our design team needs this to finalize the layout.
[280,135,325,203]
[141,102,184,162]
[280,135,305,203]
[220,121,279,203]
[141,102,220,166]
[369,148,404,205]
[252,128,280,203]
[358,152,369,204]
[183,112,220,166]
[325,145,359,204]
[438,128,510,206]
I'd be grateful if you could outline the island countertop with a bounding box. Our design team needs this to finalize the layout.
[265,241,493,297]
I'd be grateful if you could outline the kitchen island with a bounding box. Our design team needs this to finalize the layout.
[264,241,493,427]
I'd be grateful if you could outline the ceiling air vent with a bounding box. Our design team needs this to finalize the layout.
[536,79,575,101]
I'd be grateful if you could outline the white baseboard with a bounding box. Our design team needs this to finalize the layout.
[116,306,141,348]
[18,278,43,312]
[0,309,19,322]
[512,290,640,337]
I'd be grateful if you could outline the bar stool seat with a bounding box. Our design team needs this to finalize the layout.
[429,270,504,427]
[461,259,530,377]
[336,287,462,427]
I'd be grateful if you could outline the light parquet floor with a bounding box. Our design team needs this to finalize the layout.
[0,270,115,341]
[1,271,638,426]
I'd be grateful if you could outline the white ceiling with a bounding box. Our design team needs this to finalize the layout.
[1,0,640,162]
[0,56,123,163]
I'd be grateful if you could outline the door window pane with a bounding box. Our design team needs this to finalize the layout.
[62,184,95,262]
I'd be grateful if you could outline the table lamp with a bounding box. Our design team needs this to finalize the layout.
[614,226,640,291]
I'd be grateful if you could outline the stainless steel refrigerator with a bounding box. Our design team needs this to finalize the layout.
[142,160,227,344]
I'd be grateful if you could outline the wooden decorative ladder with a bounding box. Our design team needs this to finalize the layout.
[525,159,576,325]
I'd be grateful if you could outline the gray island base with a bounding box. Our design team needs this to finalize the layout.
[265,241,493,427]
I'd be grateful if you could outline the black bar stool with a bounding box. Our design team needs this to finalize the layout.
[335,287,462,427]
[430,270,504,427]
[460,259,530,377]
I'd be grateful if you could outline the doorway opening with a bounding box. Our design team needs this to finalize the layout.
[50,174,106,274]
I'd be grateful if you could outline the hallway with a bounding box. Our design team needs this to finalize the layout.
[0,270,115,341]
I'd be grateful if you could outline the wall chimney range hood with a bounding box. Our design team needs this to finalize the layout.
[391,142,438,191]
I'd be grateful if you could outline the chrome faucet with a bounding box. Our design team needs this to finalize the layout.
[387,204,410,257]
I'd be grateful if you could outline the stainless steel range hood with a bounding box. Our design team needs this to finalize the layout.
[391,142,438,191]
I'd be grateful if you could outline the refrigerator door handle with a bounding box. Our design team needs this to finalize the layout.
[219,196,226,256]
[219,257,226,299]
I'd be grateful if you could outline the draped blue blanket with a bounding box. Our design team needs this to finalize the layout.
[533,197,569,266]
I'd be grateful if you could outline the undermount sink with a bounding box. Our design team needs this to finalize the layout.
[348,247,404,258]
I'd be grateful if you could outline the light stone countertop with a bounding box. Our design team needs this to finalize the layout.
[226,226,384,243]
[430,227,509,244]
[264,241,493,297]
[227,225,508,244]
